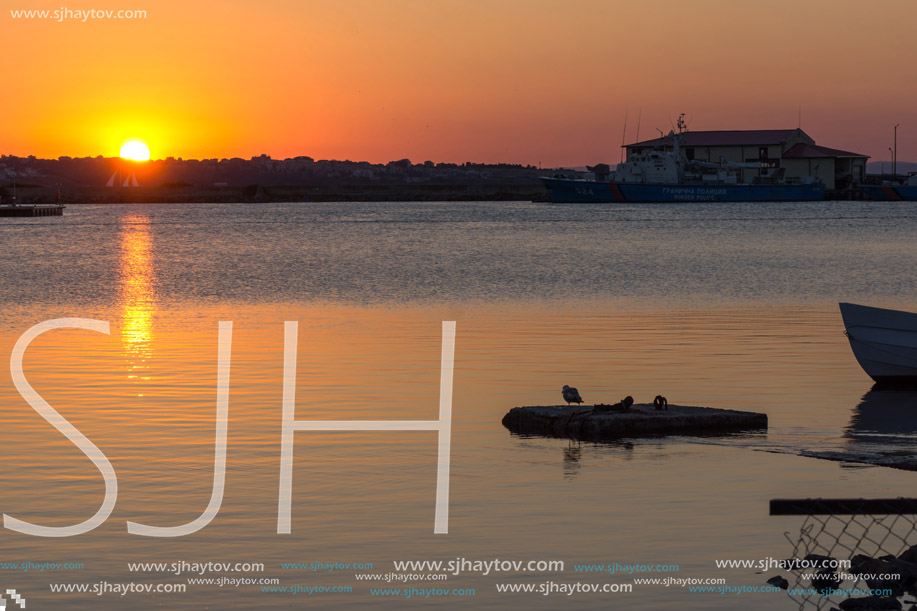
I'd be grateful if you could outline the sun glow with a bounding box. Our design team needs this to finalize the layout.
[120,140,151,161]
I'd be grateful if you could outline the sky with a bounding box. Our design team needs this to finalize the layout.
[1,0,916,166]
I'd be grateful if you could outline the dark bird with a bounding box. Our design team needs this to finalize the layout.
[562,385,583,406]
[653,395,668,410]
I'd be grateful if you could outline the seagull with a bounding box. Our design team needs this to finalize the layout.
[562,385,583,406]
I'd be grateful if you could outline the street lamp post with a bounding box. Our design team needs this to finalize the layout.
[889,148,893,179]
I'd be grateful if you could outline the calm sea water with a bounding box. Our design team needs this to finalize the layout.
[1,201,916,610]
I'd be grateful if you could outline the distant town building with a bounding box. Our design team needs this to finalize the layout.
[352,168,376,179]
[625,128,868,189]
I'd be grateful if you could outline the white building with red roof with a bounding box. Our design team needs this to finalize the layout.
[625,128,868,189]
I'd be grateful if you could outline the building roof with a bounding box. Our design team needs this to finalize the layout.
[627,129,807,148]
[781,142,869,159]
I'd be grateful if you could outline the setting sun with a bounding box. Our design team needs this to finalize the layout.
[120,140,151,161]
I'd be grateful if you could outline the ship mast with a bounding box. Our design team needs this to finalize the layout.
[619,108,628,164]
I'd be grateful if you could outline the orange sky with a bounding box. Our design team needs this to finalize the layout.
[2,0,916,166]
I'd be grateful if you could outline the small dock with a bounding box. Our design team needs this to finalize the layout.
[502,403,767,441]
[0,204,65,217]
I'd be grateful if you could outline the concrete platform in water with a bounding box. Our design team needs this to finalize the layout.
[502,403,767,441]
[0,204,65,217]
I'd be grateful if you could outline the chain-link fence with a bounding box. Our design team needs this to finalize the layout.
[770,498,917,610]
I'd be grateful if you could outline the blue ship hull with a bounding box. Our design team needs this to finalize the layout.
[541,177,826,203]
[858,184,917,201]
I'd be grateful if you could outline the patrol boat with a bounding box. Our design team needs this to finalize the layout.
[541,116,825,203]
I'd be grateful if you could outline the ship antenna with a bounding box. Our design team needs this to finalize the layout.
[620,108,628,164]
[635,107,642,144]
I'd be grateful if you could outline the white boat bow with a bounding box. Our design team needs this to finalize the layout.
[840,302,917,387]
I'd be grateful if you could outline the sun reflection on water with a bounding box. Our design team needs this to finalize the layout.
[118,214,154,376]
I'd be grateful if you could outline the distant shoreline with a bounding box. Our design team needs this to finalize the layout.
[5,183,551,204]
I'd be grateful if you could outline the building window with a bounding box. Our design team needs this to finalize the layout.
[759,147,768,159]
[685,148,695,160]
[746,158,778,169]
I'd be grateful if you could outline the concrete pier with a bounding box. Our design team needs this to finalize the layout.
[0,205,65,217]
[502,403,767,441]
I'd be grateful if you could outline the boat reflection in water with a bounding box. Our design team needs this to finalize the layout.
[844,389,917,455]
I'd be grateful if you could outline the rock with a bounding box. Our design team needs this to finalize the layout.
[812,569,842,593]
[501,403,767,441]
[851,554,917,596]
[766,575,789,590]
[838,596,902,610]
[900,546,917,565]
